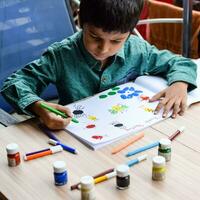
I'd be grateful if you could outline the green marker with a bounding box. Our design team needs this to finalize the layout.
[40,102,79,123]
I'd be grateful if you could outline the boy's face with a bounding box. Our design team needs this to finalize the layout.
[83,24,130,62]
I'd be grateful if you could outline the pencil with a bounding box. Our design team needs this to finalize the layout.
[24,145,63,161]
[70,168,114,190]
[126,154,147,167]
[94,171,116,184]
[126,141,159,157]
[49,139,78,154]
[111,132,144,154]
[40,102,79,123]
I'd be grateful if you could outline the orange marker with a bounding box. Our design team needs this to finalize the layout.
[111,132,144,154]
[24,145,63,161]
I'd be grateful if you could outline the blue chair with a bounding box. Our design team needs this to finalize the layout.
[0,0,76,126]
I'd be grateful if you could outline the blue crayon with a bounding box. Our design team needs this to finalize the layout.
[126,141,159,157]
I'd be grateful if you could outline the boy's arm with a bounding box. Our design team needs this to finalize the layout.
[0,46,58,115]
[141,40,198,118]
[143,41,197,91]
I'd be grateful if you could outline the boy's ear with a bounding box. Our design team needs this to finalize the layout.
[77,9,82,28]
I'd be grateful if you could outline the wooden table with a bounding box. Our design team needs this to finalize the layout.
[0,103,200,200]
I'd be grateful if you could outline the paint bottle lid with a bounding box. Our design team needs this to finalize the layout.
[6,143,19,154]
[80,176,94,189]
[159,138,171,149]
[152,156,166,167]
[53,161,66,173]
[116,164,129,177]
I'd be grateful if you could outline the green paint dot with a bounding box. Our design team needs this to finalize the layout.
[112,87,120,91]
[99,94,108,99]
[108,91,116,96]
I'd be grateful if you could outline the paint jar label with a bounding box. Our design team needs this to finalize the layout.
[7,152,21,167]
[54,171,67,186]
[152,166,166,181]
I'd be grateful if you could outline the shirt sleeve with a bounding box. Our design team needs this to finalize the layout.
[143,40,197,91]
[0,46,59,115]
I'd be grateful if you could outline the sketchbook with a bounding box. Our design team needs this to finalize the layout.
[64,64,200,150]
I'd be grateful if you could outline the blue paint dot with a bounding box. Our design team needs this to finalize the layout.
[129,87,135,91]
[118,90,126,94]
[127,94,133,99]
[133,93,139,96]
[120,95,127,99]
[123,87,129,91]
[135,90,143,93]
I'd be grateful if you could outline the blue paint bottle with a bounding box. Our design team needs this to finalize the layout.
[53,161,67,186]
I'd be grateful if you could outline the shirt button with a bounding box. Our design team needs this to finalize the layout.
[101,76,107,82]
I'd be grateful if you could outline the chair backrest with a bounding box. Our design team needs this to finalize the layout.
[147,0,200,58]
[0,0,76,112]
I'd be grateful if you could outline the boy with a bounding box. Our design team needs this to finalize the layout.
[1,0,197,130]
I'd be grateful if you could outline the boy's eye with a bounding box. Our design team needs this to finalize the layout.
[111,40,121,44]
[90,35,101,41]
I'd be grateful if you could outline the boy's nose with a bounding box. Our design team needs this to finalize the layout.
[98,42,109,53]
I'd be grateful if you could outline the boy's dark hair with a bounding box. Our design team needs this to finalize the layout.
[79,0,144,33]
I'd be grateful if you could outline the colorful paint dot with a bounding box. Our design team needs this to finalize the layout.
[86,124,96,129]
[140,95,149,101]
[112,86,120,91]
[135,90,143,93]
[108,91,116,96]
[118,89,126,94]
[120,94,127,99]
[129,87,135,91]
[92,135,103,140]
[99,94,108,99]
[133,93,139,96]
[73,110,84,115]
[88,115,97,121]
[114,123,124,127]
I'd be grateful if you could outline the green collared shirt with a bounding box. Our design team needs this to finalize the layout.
[1,31,197,115]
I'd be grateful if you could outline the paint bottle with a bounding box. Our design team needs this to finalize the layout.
[6,143,21,167]
[80,176,95,200]
[158,138,171,162]
[152,156,166,181]
[53,161,67,186]
[116,164,130,190]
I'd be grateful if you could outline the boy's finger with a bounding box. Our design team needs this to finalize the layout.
[54,104,72,118]
[149,91,164,102]
[179,100,187,116]
[154,98,169,114]
[171,101,181,118]
[162,99,175,118]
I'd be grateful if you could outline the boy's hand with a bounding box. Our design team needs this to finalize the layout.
[30,101,72,130]
[149,82,188,118]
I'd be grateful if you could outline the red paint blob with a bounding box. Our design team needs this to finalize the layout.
[92,135,103,140]
[86,124,96,129]
[140,95,149,100]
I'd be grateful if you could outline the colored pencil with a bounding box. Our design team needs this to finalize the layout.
[48,139,78,154]
[111,132,144,154]
[94,171,116,184]
[70,168,114,190]
[126,154,147,167]
[169,126,185,141]
[126,141,159,157]
[40,102,79,123]
[24,145,63,161]
[25,147,50,156]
